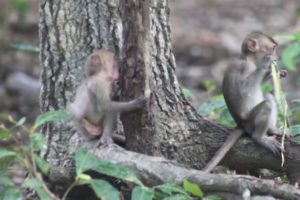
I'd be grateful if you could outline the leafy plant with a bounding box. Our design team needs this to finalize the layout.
[183,179,203,198]
[0,110,69,200]
[67,150,221,200]
[201,80,217,92]
[198,94,235,127]
[182,88,195,101]
[1,110,219,200]
[276,31,300,71]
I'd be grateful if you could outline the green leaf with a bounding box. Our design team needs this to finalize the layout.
[131,186,154,200]
[155,183,189,196]
[182,179,203,198]
[201,80,217,92]
[0,149,16,158]
[0,129,13,140]
[30,133,46,151]
[0,188,22,200]
[163,194,192,200]
[10,43,39,52]
[0,173,15,187]
[292,99,300,108]
[76,173,92,184]
[290,125,300,136]
[271,62,289,132]
[33,110,69,130]
[261,83,273,93]
[16,117,26,126]
[35,155,49,175]
[75,149,143,186]
[22,178,54,200]
[89,179,120,200]
[218,108,235,127]
[182,88,195,101]
[203,194,222,200]
[197,95,226,117]
[282,43,300,71]
[0,114,14,124]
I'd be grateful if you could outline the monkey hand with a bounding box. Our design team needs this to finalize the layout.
[279,69,287,78]
[131,95,148,110]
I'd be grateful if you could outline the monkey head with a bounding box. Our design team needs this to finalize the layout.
[84,50,119,85]
[241,31,278,67]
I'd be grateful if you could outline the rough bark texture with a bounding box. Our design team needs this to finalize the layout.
[39,0,300,196]
[120,0,209,168]
[39,0,210,169]
[39,0,123,166]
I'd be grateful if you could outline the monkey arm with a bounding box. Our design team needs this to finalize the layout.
[245,55,273,85]
[245,67,270,86]
[263,69,287,82]
[102,98,144,113]
[97,96,147,113]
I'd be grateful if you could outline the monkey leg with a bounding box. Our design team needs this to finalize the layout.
[263,94,281,136]
[248,100,281,156]
[97,113,117,146]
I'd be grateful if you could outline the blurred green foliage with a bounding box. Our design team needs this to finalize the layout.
[11,0,30,13]
[277,31,300,71]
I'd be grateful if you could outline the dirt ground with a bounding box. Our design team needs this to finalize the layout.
[0,0,299,123]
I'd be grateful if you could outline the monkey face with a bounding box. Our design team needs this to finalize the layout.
[259,38,277,60]
[247,37,277,67]
[101,60,119,85]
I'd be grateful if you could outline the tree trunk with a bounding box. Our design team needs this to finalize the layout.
[39,0,300,195]
[120,0,210,168]
[39,0,209,169]
[39,0,124,166]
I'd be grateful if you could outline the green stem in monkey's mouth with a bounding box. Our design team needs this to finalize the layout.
[271,61,289,166]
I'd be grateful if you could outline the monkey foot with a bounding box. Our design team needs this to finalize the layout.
[268,128,291,138]
[262,136,282,156]
[97,136,114,147]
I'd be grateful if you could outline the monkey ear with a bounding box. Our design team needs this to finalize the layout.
[247,39,258,52]
[90,54,102,67]
[86,54,102,76]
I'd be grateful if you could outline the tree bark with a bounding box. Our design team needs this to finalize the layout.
[39,0,124,166]
[39,0,300,197]
[119,0,210,168]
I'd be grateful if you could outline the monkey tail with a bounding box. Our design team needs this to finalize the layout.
[203,129,244,173]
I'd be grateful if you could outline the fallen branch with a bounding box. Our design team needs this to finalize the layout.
[203,122,300,184]
[85,144,300,200]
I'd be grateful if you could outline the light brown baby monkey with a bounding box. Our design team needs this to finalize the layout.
[68,50,147,145]
[203,31,287,172]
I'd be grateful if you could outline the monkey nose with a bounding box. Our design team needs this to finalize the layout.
[107,77,114,83]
